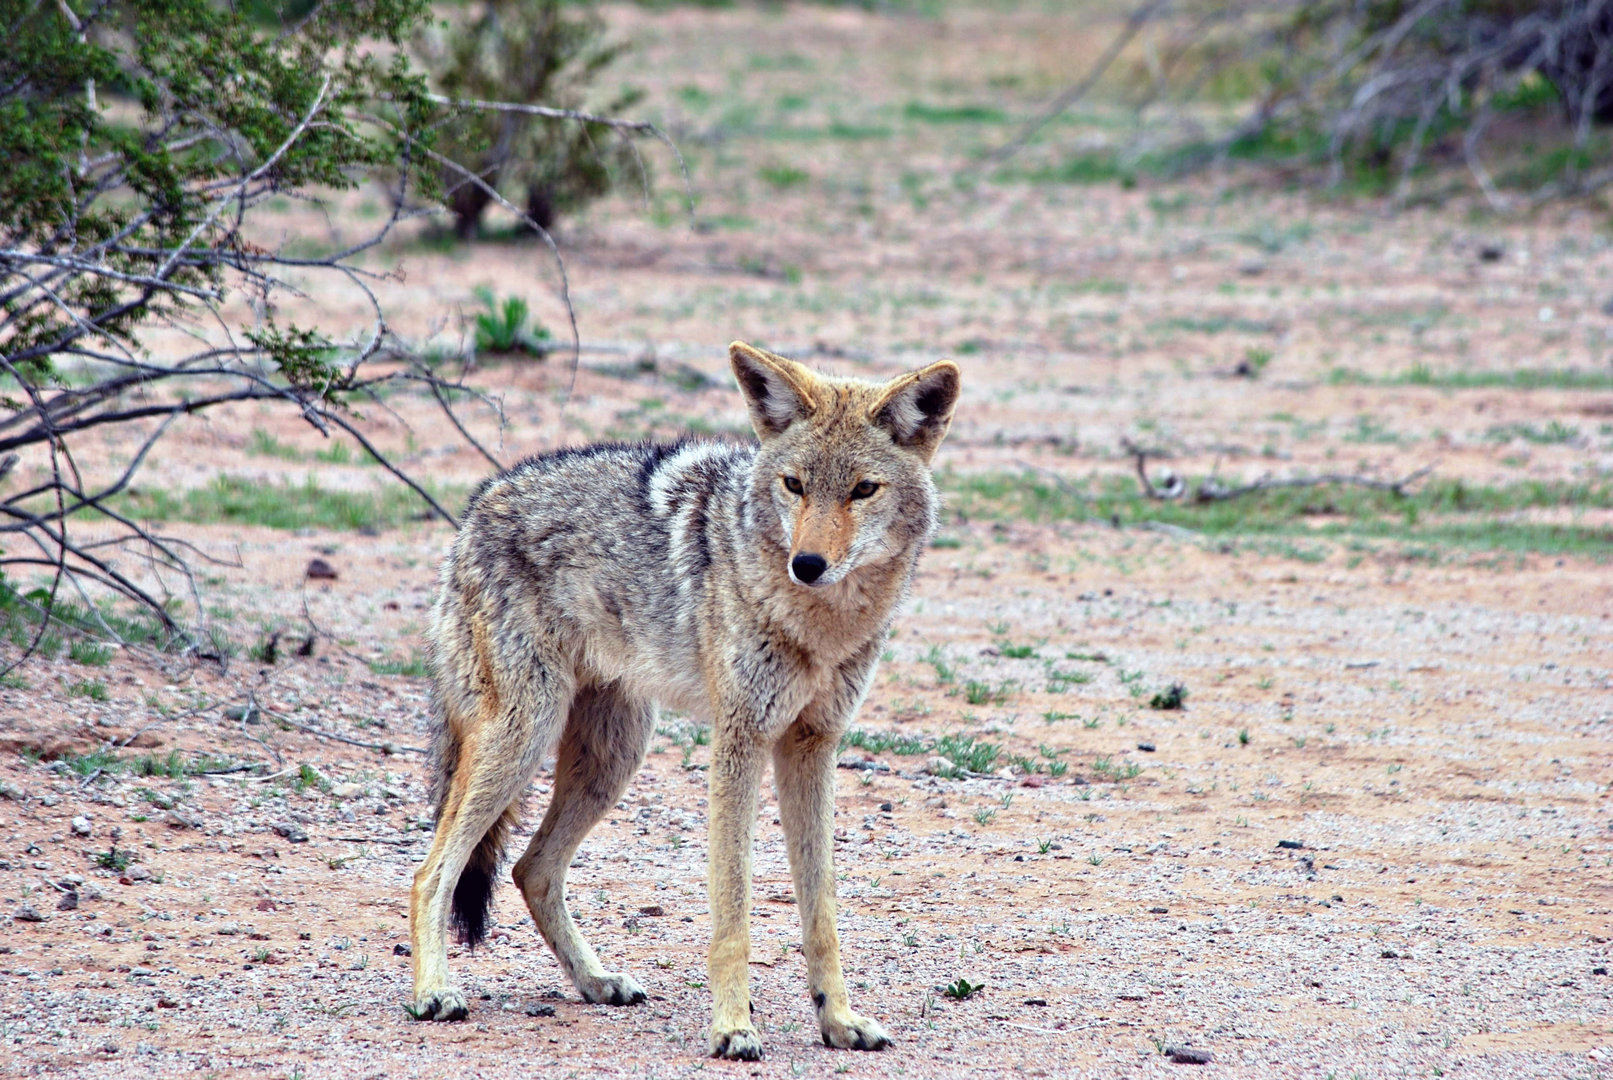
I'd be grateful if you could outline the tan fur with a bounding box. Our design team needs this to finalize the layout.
[406,342,960,1059]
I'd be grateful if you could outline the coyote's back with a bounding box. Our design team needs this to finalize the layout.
[408,342,960,1060]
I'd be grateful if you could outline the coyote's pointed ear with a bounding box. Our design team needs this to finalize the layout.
[730,341,819,439]
[868,360,961,461]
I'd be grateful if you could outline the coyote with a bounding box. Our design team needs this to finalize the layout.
[407,342,960,1060]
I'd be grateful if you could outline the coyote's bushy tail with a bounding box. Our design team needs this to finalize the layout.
[430,704,517,951]
[451,804,516,949]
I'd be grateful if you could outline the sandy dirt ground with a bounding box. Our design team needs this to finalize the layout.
[3,3,1612,1078]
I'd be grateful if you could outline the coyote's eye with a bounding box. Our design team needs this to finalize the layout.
[782,476,804,496]
[850,480,879,500]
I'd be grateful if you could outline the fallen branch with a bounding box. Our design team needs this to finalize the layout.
[263,706,424,755]
[1121,438,1433,503]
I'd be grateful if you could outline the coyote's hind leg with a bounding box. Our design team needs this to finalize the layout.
[410,679,566,1021]
[512,681,654,1006]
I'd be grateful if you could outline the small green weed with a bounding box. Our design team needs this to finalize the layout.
[940,976,985,1000]
[472,286,550,356]
[67,678,107,701]
[1148,683,1188,710]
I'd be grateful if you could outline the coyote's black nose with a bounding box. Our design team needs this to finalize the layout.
[791,553,828,584]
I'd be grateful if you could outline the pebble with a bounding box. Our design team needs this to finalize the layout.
[70,816,93,837]
[924,756,956,776]
[1276,839,1304,850]
[1166,1046,1213,1065]
[332,782,365,799]
[524,1003,557,1017]
[14,905,45,923]
[273,823,309,843]
[1136,742,1156,752]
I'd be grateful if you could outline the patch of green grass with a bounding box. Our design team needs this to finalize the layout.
[62,747,240,778]
[933,733,999,774]
[962,679,1014,706]
[939,471,1613,558]
[758,164,809,189]
[368,651,430,678]
[96,847,134,872]
[840,728,928,757]
[1091,755,1142,782]
[67,678,108,701]
[904,102,1005,124]
[1484,421,1581,445]
[68,639,113,666]
[838,729,1000,775]
[1343,365,1613,391]
[249,429,304,460]
[921,644,955,685]
[116,475,456,532]
[0,573,171,658]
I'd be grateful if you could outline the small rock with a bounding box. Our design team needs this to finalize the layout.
[1136,742,1156,753]
[524,1003,557,1017]
[1237,258,1266,276]
[1023,997,1048,1007]
[15,905,46,923]
[1478,242,1505,262]
[1602,297,1613,317]
[273,823,309,843]
[1166,1046,1213,1065]
[394,943,411,956]
[256,899,277,912]
[1020,775,1044,788]
[638,905,665,917]
[1149,906,1169,914]
[71,816,93,837]
[332,782,365,800]
[165,810,200,830]
[1591,966,1607,976]
[126,866,152,882]
[55,891,78,912]
[305,558,339,580]
[156,996,179,1009]
[217,922,243,936]
[1380,949,1400,959]
[1276,839,1304,850]
[925,755,956,776]
[878,802,893,812]
[223,704,260,724]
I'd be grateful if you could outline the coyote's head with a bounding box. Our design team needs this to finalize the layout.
[730,342,961,589]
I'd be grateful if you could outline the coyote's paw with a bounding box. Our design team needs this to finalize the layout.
[577,971,647,1007]
[410,987,469,1022]
[820,1012,891,1051]
[709,1025,764,1060]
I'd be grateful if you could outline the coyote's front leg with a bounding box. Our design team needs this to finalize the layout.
[706,723,768,1060]
[774,713,891,1051]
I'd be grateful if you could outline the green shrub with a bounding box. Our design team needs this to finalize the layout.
[416,0,643,236]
